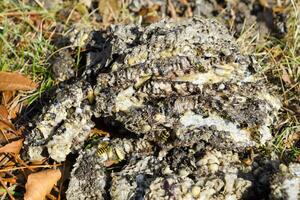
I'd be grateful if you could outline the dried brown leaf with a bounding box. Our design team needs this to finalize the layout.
[0,105,9,120]
[46,193,58,200]
[0,72,38,91]
[1,91,14,106]
[138,4,161,24]
[0,131,19,145]
[24,169,61,200]
[143,15,160,24]
[8,103,21,120]
[284,132,300,148]
[0,139,23,154]
[2,178,16,184]
[0,119,15,131]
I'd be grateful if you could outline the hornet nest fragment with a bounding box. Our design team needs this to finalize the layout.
[24,17,285,199]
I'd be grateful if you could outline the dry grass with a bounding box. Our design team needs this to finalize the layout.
[0,0,299,199]
[0,0,56,105]
[238,0,299,160]
[270,1,300,160]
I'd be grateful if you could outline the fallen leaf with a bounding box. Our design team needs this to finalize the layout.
[138,4,161,24]
[4,93,25,119]
[24,169,61,200]
[0,72,38,91]
[2,178,16,184]
[0,119,15,131]
[8,103,21,120]
[273,6,285,13]
[0,131,19,145]
[14,127,24,136]
[284,132,300,148]
[0,139,23,154]
[1,91,14,106]
[0,105,9,120]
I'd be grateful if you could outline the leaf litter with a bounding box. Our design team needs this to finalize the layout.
[0,72,38,91]
[0,70,60,199]
[24,169,61,200]
[0,139,23,155]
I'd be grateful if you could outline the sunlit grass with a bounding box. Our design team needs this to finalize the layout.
[238,0,299,160]
[266,1,299,160]
[0,0,57,106]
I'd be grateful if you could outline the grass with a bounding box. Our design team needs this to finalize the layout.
[0,0,98,104]
[0,0,57,105]
[0,0,299,199]
[262,1,299,161]
[238,0,300,161]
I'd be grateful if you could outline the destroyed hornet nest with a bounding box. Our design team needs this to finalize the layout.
[24,17,287,199]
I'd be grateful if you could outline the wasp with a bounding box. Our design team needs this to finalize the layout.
[158,131,170,143]
[241,147,254,166]
[96,140,110,156]
[85,129,110,150]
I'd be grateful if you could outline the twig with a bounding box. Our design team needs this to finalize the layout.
[33,0,45,9]
[168,0,177,19]
[46,193,57,200]
[45,45,75,63]
[13,155,35,172]
[0,163,63,173]
[57,163,65,200]
[0,11,43,17]
[0,130,9,143]
[65,6,77,25]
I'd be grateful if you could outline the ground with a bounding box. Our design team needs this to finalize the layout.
[0,0,299,199]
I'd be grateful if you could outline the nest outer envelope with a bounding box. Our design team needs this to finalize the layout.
[23,17,290,199]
